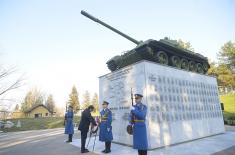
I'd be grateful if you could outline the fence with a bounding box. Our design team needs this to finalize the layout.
[218,86,235,95]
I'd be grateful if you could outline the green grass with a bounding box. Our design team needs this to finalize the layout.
[220,94,235,118]
[1,116,81,132]
[220,93,235,125]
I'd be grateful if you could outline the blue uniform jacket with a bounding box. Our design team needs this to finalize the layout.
[130,103,148,150]
[99,108,113,142]
[64,111,74,134]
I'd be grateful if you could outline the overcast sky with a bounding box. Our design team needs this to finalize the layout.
[0,0,235,109]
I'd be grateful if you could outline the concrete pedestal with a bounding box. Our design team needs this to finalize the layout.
[99,60,225,149]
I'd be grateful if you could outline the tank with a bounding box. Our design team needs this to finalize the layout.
[81,10,210,74]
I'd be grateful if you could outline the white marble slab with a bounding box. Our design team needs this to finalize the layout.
[70,132,235,155]
[99,60,225,149]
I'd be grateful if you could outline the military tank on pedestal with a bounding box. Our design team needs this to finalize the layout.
[81,10,210,74]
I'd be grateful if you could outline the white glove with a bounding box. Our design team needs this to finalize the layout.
[107,128,110,132]
[130,106,135,110]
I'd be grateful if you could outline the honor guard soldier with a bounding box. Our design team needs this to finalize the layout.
[130,94,148,155]
[64,105,74,143]
[99,101,113,153]
[78,105,97,153]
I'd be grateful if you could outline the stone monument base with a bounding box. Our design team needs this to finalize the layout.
[70,131,235,155]
[99,60,224,149]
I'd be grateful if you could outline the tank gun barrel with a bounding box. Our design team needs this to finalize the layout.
[81,10,140,45]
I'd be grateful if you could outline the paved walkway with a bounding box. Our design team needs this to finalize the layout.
[71,131,235,155]
[211,126,235,155]
[1,125,234,155]
[225,125,235,132]
[0,128,97,155]
[212,146,235,155]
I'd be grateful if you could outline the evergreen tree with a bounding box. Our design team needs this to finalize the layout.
[82,90,91,109]
[45,94,55,113]
[14,104,19,111]
[68,85,80,112]
[91,93,99,112]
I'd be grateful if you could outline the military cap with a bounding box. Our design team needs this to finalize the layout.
[134,94,143,98]
[102,101,109,105]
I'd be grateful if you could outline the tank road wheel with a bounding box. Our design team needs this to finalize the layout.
[196,63,204,74]
[203,62,209,73]
[170,56,181,68]
[145,47,154,59]
[155,51,168,65]
[189,61,196,72]
[181,58,189,70]
[107,61,118,72]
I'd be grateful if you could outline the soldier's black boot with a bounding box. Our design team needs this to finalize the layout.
[69,134,73,142]
[66,134,72,143]
[138,150,147,155]
[143,150,147,155]
[102,142,108,153]
[105,141,111,153]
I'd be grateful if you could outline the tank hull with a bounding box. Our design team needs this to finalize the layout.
[107,40,209,74]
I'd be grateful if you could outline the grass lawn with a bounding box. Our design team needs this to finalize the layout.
[220,94,235,124]
[1,116,81,132]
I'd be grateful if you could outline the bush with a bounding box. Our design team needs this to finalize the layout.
[227,116,235,126]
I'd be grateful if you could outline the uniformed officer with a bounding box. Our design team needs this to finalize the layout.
[64,105,74,143]
[78,105,97,153]
[130,94,148,155]
[99,101,113,153]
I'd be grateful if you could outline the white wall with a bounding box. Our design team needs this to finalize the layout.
[99,60,224,149]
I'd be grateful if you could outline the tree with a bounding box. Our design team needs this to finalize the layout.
[54,106,64,117]
[82,90,91,109]
[207,61,217,76]
[216,64,235,86]
[207,62,235,87]
[45,94,55,113]
[14,104,19,111]
[177,39,194,51]
[21,88,44,112]
[91,93,99,112]
[0,66,24,101]
[67,86,80,112]
[218,41,235,70]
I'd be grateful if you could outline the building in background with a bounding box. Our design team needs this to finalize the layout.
[11,104,54,119]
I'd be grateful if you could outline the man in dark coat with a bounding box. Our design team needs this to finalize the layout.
[78,105,97,153]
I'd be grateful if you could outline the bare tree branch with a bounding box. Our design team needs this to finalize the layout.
[0,67,17,79]
[0,66,25,99]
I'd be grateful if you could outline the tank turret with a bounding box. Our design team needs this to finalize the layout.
[81,10,210,74]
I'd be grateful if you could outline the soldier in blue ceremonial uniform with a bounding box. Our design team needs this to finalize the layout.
[130,94,148,155]
[99,101,113,153]
[64,105,74,143]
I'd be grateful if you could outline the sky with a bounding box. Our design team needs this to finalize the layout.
[0,0,235,110]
